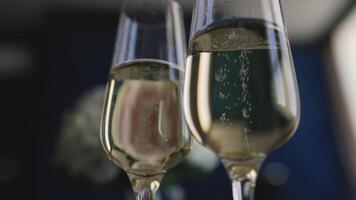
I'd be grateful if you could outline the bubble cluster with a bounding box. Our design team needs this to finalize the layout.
[242,108,250,118]
[215,67,228,82]
[238,51,253,121]
[220,113,226,121]
[218,92,230,100]
[219,113,231,126]
[215,52,233,127]
[238,50,253,150]
[214,50,254,133]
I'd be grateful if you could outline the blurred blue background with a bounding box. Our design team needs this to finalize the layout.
[1,0,356,200]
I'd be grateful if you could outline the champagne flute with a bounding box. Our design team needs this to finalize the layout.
[100,0,190,199]
[184,0,300,199]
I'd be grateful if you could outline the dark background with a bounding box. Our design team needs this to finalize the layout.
[1,1,356,199]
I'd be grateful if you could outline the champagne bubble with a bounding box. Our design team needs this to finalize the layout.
[220,113,226,121]
[218,92,229,100]
[215,68,227,82]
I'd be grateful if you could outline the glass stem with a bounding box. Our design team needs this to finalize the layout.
[232,177,255,200]
[128,173,164,200]
[222,155,265,200]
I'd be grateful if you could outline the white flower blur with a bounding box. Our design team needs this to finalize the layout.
[54,86,120,185]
